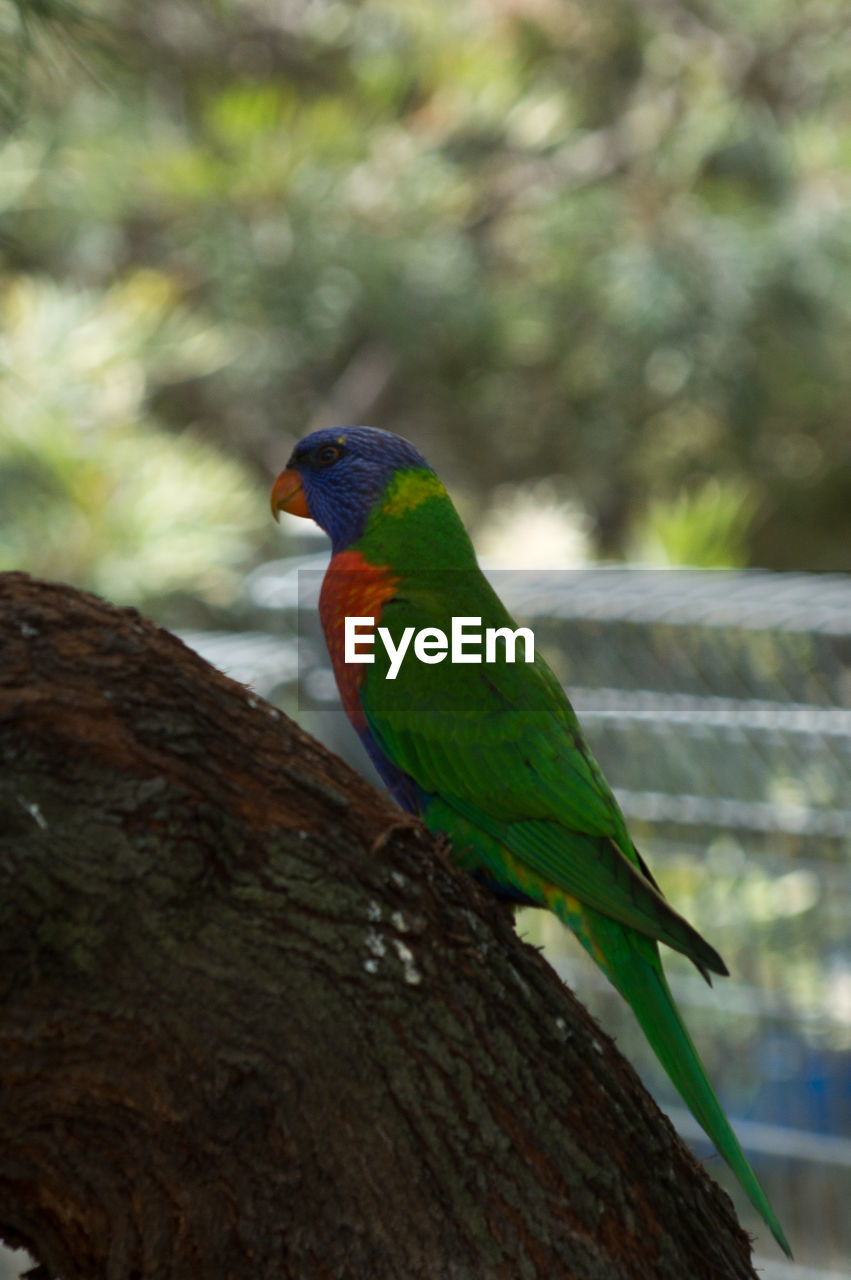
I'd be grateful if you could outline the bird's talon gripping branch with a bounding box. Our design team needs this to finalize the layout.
[369,814,424,856]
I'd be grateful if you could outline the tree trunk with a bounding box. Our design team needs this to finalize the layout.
[0,572,759,1280]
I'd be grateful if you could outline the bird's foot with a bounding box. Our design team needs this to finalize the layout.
[369,814,424,856]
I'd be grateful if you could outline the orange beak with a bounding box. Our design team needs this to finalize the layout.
[270,468,311,521]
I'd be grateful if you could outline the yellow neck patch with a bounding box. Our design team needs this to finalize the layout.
[381,469,446,519]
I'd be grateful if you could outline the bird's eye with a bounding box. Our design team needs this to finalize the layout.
[316,444,342,467]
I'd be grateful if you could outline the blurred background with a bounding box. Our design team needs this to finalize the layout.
[1,1,849,1276]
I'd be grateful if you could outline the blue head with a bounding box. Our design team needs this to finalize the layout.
[271,425,434,552]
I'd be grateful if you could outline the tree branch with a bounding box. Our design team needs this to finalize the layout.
[0,572,759,1279]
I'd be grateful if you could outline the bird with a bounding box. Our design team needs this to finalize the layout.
[271,424,791,1257]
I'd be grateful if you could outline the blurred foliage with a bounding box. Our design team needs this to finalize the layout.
[634,477,757,567]
[0,270,270,616]
[1,0,851,614]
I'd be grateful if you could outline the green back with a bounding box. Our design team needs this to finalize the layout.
[356,472,724,974]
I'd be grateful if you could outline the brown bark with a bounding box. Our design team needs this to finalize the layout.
[0,572,758,1280]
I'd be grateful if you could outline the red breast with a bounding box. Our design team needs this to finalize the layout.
[319,550,399,729]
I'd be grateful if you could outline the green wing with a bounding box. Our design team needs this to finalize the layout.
[361,575,725,976]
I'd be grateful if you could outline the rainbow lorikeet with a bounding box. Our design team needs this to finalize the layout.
[271,425,790,1257]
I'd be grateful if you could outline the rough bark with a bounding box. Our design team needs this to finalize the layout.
[0,572,759,1280]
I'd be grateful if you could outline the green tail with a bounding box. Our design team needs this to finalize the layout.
[609,933,792,1257]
